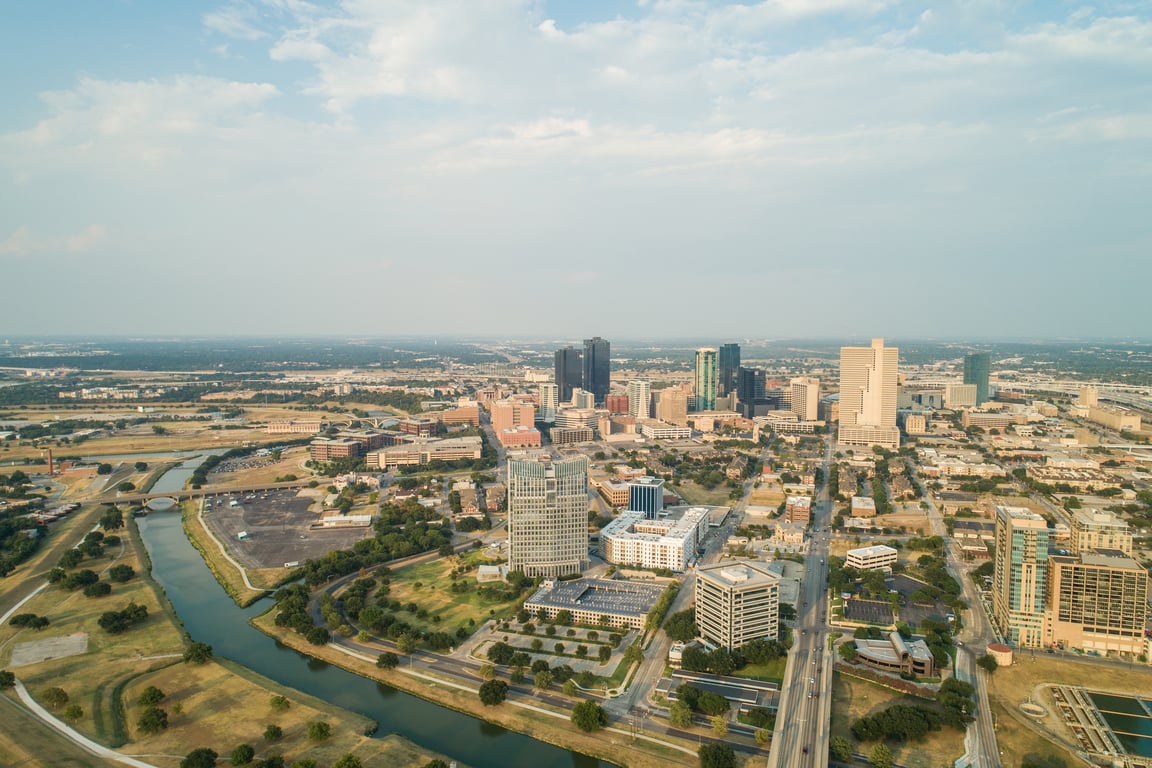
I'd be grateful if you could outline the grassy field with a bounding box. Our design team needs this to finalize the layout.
[252,609,704,768]
[671,481,734,507]
[0,690,120,767]
[733,658,787,684]
[0,502,106,612]
[381,551,522,635]
[179,501,284,605]
[830,671,966,768]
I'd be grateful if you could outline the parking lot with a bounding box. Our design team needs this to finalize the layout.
[201,489,371,570]
[843,597,894,625]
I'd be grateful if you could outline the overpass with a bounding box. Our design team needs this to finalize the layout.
[103,479,315,505]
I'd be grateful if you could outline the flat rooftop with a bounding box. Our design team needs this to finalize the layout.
[525,578,665,618]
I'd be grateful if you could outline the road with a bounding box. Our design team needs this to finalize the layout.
[768,432,835,768]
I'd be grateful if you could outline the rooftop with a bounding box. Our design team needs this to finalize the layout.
[697,560,778,588]
[525,578,665,618]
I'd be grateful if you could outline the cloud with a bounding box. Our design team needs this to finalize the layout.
[0,224,106,258]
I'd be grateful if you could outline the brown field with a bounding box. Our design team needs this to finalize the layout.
[0,502,106,611]
[748,484,784,507]
[205,446,313,486]
[673,481,735,507]
[0,690,120,767]
[252,610,707,768]
[831,671,966,768]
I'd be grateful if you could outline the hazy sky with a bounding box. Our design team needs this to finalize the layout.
[2,1,1150,339]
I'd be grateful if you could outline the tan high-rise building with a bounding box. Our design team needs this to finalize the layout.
[1070,509,1132,555]
[695,561,779,650]
[1079,385,1099,408]
[838,338,899,450]
[1046,550,1148,656]
[507,456,589,578]
[627,379,652,419]
[992,506,1049,648]
[656,386,689,426]
[789,377,820,422]
[538,383,559,423]
[490,399,534,433]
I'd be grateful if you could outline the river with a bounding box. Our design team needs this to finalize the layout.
[136,493,608,767]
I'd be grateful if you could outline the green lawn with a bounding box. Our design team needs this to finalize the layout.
[670,481,734,507]
[382,554,522,635]
[733,658,787,683]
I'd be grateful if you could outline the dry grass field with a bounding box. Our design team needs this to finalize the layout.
[381,550,522,636]
[830,672,966,768]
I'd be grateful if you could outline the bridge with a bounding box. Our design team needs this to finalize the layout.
[103,479,316,505]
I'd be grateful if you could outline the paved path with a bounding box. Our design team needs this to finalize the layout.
[12,678,161,768]
[0,583,48,625]
[196,497,259,591]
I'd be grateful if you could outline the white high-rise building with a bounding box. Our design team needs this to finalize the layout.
[627,379,652,419]
[789,377,820,422]
[506,456,589,578]
[838,338,900,450]
[538,382,559,423]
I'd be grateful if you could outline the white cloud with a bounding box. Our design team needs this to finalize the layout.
[0,224,106,258]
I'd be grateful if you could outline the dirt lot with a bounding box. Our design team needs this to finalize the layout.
[200,489,370,569]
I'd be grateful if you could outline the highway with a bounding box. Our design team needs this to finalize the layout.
[767,434,835,768]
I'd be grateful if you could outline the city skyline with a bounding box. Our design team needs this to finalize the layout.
[2,2,1151,337]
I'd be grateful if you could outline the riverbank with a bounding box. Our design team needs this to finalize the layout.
[179,500,284,607]
[0,513,460,768]
[250,608,702,768]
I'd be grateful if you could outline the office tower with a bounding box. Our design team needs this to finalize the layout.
[737,367,765,404]
[627,476,664,519]
[538,383,558,423]
[1069,509,1132,555]
[554,347,582,403]
[507,456,590,578]
[944,383,977,409]
[963,352,991,406]
[695,561,779,650]
[718,343,741,397]
[490,399,534,433]
[1046,550,1149,656]
[789,377,820,422]
[694,348,718,412]
[656,386,689,426]
[572,389,595,409]
[838,338,900,450]
[992,506,1050,648]
[626,379,652,419]
[605,393,629,415]
[1079,385,1099,408]
[582,336,611,405]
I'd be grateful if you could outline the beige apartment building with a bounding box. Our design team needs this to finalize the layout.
[1070,508,1133,555]
[1046,550,1149,656]
[992,506,1050,648]
[837,338,900,450]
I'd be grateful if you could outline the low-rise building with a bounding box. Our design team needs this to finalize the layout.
[266,418,324,434]
[845,544,898,571]
[850,496,876,518]
[853,632,936,677]
[497,426,542,448]
[309,437,364,462]
[637,419,693,440]
[365,436,483,470]
[523,578,665,630]
[598,508,710,572]
[550,426,595,445]
[784,496,811,525]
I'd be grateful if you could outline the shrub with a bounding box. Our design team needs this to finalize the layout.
[230,744,255,766]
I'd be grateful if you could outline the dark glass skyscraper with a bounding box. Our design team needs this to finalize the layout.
[719,343,741,397]
[964,352,991,405]
[737,366,765,404]
[582,336,610,404]
[554,347,582,402]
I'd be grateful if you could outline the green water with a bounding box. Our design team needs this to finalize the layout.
[1089,692,1152,758]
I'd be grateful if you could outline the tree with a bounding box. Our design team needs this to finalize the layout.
[254,757,285,768]
[270,695,290,712]
[42,687,69,710]
[711,715,728,736]
[869,742,894,768]
[396,632,418,654]
[0,670,15,688]
[289,762,317,768]
[333,756,362,768]
[839,641,859,662]
[230,744,255,766]
[570,700,607,732]
[181,748,219,768]
[669,700,693,728]
[137,686,166,707]
[554,643,565,655]
[598,645,611,662]
[423,761,450,768]
[137,706,169,734]
[134,461,149,472]
[698,743,736,768]
[830,735,854,761]
[63,704,84,721]
[562,680,578,697]
[376,652,399,670]
[263,724,283,742]
[663,608,698,642]
[184,641,214,664]
[534,670,553,690]
[97,463,113,475]
[308,721,332,741]
[977,654,999,674]
[109,564,136,582]
[755,727,770,746]
[478,679,508,706]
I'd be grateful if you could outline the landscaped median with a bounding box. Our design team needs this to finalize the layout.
[250,607,705,768]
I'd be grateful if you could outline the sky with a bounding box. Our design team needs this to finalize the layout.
[1,1,1150,340]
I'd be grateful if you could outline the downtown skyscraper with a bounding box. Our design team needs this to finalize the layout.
[694,348,718,411]
[506,455,590,578]
[963,352,991,406]
[554,346,582,403]
[718,343,740,397]
[582,336,611,405]
[837,338,899,450]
